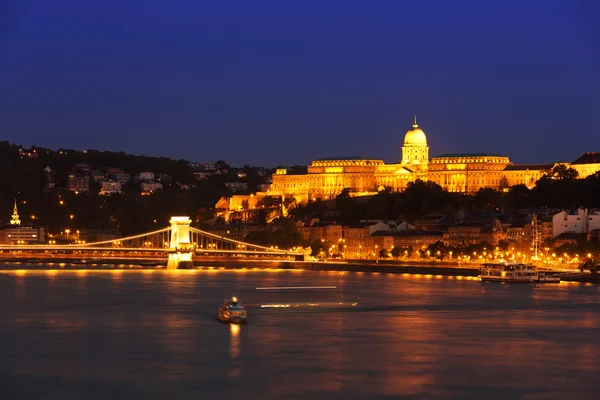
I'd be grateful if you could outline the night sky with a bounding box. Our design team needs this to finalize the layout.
[1,0,599,167]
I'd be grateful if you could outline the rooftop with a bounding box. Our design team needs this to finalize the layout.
[433,153,507,158]
[370,230,444,237]
[504,164,553,171]
[571,152,600,165]
[313,156,380,161]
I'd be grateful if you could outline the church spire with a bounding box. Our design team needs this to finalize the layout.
[10,198,21,225]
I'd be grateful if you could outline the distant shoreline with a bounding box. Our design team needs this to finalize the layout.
[0,257,480,276]
[0,257,596,283]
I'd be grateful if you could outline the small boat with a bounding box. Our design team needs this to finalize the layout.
[537,271,561,283]
[218,297,248,323]
[479,263,538,283]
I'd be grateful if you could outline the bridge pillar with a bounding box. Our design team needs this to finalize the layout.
[167,216,194,269]
[301,246,315,261]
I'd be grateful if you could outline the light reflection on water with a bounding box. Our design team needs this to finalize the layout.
[229,323,240,359]
[1,268,600,399]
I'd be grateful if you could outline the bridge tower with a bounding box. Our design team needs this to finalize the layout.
[167,216,194,269]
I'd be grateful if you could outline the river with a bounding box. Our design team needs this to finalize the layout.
[1,267,599,399]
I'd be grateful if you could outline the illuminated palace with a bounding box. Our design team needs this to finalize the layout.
[227,118,600,210]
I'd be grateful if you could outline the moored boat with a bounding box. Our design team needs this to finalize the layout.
[537,271,561,283]
[479,263,538,283]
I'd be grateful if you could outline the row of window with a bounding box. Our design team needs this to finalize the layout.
[431,158,508,163]
[312,160,383,167]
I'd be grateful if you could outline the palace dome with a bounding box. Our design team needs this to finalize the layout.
[404,117,427,146]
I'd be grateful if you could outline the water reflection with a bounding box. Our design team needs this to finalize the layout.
[229,323,240,359]
[2,269,600,399]
[110,269,122,281]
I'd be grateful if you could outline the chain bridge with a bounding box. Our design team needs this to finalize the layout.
[0,217,307,268]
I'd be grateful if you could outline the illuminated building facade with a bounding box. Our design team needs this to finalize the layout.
[270,118,429,201]
[67,173,90,193]
[569,152,600,178]
[227,118,600,210]
[502,164,553,188]
[428,153,511,192]
[1,201,44,244]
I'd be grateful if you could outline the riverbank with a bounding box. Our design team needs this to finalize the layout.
[2,257,597,282]
[195,259,482,276]
[0,257,481,277]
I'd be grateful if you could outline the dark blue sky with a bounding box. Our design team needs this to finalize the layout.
[0,0,598,166]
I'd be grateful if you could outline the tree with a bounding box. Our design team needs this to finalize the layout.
[244,230,272,246]
[271,218,303,249]
[473,188,502,211]
[391,246,404,260]
[379,248,389,259]
[497,239,509,251]
[579,258,599,274]
[504,184,532,210]
[427,241,449,260]
[402,179,447,218]
[240,199,249,210]
[309,239,329,257]
[215,160,230,171]
[337,188,351,199]
[550,164,579,180]
[336,190,361,225]
[366,191,392,220]
[290,199,326,220]
[259,195,281,208]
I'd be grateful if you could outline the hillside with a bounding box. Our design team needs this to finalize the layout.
[0,141,268,234]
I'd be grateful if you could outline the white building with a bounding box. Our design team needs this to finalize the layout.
[140,181,163,195]
[100,180,122,195]
[552,209,600,238]
[589,211,600,232]
[2,201,44,244]
[139,171,155,181]
[2,226,44,244]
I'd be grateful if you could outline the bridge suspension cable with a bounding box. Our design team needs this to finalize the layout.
[0,221,303,258]
[188,227,301,254]
[61,227,172,247]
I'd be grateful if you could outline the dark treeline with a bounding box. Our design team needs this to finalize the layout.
[292,173,600,225]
